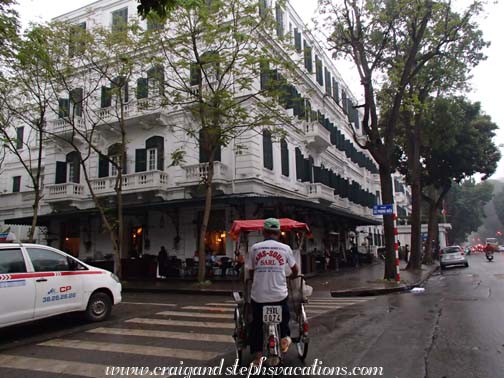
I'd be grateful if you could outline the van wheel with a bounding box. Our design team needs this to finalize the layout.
[85,292,112,322]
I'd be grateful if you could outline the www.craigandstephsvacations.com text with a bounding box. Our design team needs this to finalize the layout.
[105,358,385,377]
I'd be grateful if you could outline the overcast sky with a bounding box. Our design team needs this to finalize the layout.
[14,0,504,179]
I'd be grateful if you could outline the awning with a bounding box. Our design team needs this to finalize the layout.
[229,218,310,240]
[5,193,381,227]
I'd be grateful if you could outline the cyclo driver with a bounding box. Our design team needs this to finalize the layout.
[245,218,299,365]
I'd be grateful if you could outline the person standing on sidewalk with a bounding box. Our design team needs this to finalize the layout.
[246,218,299,365]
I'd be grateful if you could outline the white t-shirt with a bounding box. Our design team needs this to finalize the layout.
[245,239,296,303]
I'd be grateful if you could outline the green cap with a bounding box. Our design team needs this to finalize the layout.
[264,218,281,232]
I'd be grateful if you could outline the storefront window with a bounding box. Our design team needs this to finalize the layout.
[205,231,226,255]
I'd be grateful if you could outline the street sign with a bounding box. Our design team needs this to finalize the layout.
[373,204,394,215]
[421,233,428,241]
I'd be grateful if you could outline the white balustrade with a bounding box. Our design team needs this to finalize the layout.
[90,171,169,195]
[306,182,334,202]
[46,183,85,201]
[184,162,229,182]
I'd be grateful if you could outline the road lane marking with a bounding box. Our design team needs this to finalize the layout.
[0,354,106,378]
[204,303,236,307]
[156,310,233,319]
[39,339,219,361]
[125,317,234,329]
[182,306,235,312]
[305,305,342,309]
[88,327,234,343]
[120,301,177,307]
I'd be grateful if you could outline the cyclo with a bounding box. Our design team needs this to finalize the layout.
[229,218,311,365]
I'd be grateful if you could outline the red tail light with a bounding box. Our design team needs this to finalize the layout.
[303,322,309,334]
[268,335,276,348]
[460,252,464,256]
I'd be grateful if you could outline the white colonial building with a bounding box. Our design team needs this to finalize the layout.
[0,0,382,278]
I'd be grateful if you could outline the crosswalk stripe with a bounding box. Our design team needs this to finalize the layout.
[204,303,236,307]
[305,309,326,314]
[126,317,234,329]
[182,306,235,312]
[88,327,234,343]
[156,310,233,319]
[120,301,177,307]
[305,305,342,309]
[0,354,106,378]
[310,298,373,302]
[307,301,358,305]
[39,339,219,361]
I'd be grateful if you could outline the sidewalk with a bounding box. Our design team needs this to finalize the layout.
[122,260,438,297]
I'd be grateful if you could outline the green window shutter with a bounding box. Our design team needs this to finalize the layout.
[275,3,284,37]
[263,130,273,170]
[66,152,80,183]
[295,148,304,181]
[281,139,289,177]
[101,86,111,108]
[136,78,148,99]
[332,79,339,103]
[341,90,348,115]
[304,100,311,121]
[112,7,128,33]
[294,28,302,52]
[55,161,67,184]
[258,0,267,17]
[12,176,21,193]
[315,56,323,86]
[98,153,109,178]
[303,41,312,73]
[58,98,70,119]
[147,64,165,95]
[16,127,24,149]
[135,149,147,172]
[324,68,331,96]
[190,62,201,86]
[70,88,83,117]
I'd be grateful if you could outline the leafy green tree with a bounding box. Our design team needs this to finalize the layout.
[318,0,486,279]
[446,179,494,244]
[418,98,499,262]
[136,0,184,18]
[493,187,504,231]
[0,0,19,67]
[150,0,293,281]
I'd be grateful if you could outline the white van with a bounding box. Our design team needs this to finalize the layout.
[0,243,122,328]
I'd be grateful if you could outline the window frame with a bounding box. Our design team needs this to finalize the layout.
[12,176,21,193]
[26,247,71,272]
[0,248,27,274]
[147,147,158,171]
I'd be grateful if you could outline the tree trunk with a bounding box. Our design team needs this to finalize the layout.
[406,108,423,270]
[424,199,438,265]
[379,166,397,280]
[29,190,40,243]
[197,160,215,282]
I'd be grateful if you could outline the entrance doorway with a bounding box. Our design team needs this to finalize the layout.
[61,221,80,257]
[129,226,143,258]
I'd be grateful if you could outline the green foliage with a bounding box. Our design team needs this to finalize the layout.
[446,179,494,243]
[493,187,504,228]
[0,0,19,65]
[137,0,200,19]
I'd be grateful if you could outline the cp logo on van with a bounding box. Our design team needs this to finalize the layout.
[59,286,72,293]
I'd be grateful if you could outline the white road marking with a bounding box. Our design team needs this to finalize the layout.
[39,339,219,361]
[126,317,234,329]
[88,327,233,343]
[120,301,177,307]
[305,304,343,309]
[204,303,236,307]
[182,306,235,312]
[156,310,233,319]
[0,354,107,378]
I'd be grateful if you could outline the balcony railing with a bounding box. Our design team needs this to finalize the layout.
[306,182,334,202]
[96,97,162,125]
[45,183,85,202]
[304,121,331,153]
[48,117,86,137]
[182,161,230,184]
[90,171,169,195]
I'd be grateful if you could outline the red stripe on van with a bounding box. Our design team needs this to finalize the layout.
[9,271,105,280]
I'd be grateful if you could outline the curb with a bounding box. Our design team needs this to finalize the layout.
[330,265,439,297]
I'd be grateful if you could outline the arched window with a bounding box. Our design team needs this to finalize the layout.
[98,144,127,177]
[135,136,164,172]
[280,139,289,177]
[263,130,273,170]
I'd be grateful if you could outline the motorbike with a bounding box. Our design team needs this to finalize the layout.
[486,250,494,261]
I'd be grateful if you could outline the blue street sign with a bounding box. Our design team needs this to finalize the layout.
[373,204,394,215]
[421,233,428,241]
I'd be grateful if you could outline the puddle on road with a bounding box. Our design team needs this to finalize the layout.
[494,274,504,279]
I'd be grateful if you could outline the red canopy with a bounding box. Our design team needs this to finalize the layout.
[228,218,310,240]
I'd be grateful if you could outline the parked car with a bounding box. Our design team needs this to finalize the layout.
[0,243,122,328]
[440,245,469,270]
[499,245,504,252]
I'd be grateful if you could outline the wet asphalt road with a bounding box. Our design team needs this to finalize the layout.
[0,253,503,378]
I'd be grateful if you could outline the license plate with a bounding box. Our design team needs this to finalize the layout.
[263,305,282,324]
